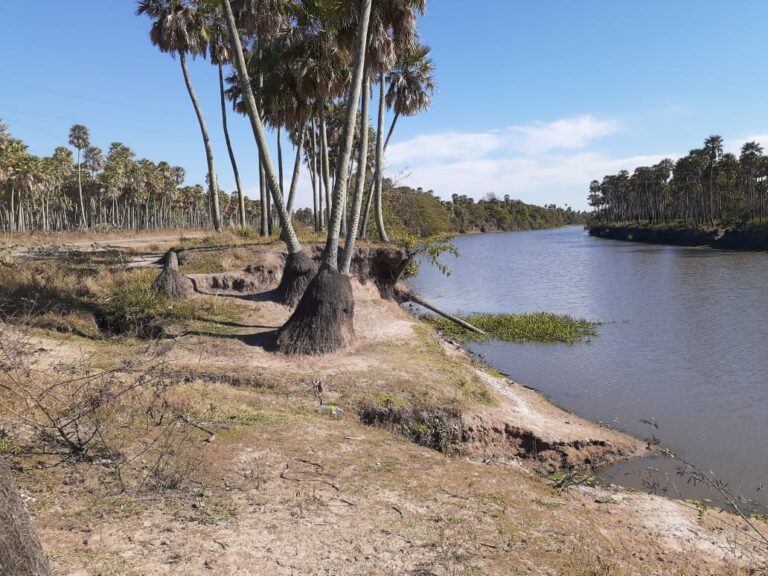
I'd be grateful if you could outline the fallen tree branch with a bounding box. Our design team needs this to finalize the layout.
[394,284,486,336]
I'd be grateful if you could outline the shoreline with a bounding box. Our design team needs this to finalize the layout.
[589,222,768,251]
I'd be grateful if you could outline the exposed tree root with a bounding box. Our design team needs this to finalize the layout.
[277,265,355,355]
[152,250,193,299]
[0,458,50,576]
[275,250,317,307]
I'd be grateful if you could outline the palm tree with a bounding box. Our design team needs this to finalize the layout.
[362,43,435,239]
[83,146,104,222]
[277,0,374,355]
[740,141,764,222]
[68,124,90,227]
[136,0,222,231]
[206,10,247,229]
[340,64,371,274]
[703,135,723,224]
[220,0,316,305]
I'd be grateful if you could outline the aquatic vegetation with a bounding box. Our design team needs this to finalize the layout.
[428,312,598,344]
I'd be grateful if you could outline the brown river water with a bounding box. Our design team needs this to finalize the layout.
[409,226,768,511]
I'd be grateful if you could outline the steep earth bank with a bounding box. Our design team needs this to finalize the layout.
[589,223,768,250]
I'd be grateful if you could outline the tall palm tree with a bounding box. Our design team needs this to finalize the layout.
[359,0,426,241]
[68,124,90,227]
[221,0,315,305]
[84,146,104,223]
[206,10,247,229]
[361,43,435,239]
[703,135,723,224]
[136,0,222,231]
[340,64,371,274]
[740,141,764,221]
[277,0,374,356]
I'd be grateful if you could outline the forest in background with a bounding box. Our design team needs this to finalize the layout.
[0,122,582,239]
[589,135,768,228]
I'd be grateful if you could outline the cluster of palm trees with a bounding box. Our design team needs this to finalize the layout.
[3,0,434,355]
[589,135,768,226]
[136,0,435,241]
[0,121,265,232]
[135,0,433,355]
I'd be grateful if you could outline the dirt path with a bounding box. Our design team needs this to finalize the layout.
[6,231,208,257]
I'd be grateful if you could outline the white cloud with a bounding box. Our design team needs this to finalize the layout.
[386,132,503,164]
[508,115,621,154]
[728,134,768,155]
[398,152,670,208]
[385,115,659,209]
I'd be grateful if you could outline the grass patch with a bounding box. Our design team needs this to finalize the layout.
[96,276,244,337]
[451,376,496,406]
[427,312,598,344]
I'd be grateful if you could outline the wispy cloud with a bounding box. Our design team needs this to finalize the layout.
[386,115,657,208]
[728,133,768,155]
[507,115,621,154]
[386,132,503,164]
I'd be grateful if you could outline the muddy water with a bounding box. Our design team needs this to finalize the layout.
[410,226,768,510]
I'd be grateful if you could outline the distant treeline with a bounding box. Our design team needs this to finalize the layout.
[1,121,581,238]
[350,181,587,237]
[589,135,768,227]
[0,122,262,232]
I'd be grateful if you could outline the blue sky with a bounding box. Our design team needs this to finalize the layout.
[2,0,767,209]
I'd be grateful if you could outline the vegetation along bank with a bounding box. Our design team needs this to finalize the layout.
[588,134,768,249]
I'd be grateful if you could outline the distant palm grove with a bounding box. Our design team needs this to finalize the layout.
[589,135,768,226]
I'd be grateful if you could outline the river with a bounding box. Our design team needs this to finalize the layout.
[409,226,768,510]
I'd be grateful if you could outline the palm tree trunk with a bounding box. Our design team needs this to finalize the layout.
[180,52,221,232]
[361,109,399,239]
[286,127,305,215]
[266,177,273,235]
[310,119,319,231]
[320,105,332,226]
[9,187,15,233]
[221,0,300,253]
[278,126,285,198]
[341,66,371,275]
[373,75,389,242]
[77,148,87,227]
[259,153,267,236]
[384,111,400,150]
[321,0,373,268]
[219,64,246,229]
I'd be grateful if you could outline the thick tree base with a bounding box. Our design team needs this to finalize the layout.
[275,251,317,307]
[152,251,193,299]
[277,266,355,355]
[0,458,50,576]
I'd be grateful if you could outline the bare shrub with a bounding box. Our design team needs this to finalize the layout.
[0,323,209,493]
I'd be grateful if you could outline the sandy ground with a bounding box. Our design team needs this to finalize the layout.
[4,231,208,257]
[5,253,768,575]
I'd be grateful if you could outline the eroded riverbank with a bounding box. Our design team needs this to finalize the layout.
[410,226,768,514]
[589,222,768,250]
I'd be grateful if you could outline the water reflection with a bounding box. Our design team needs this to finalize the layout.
[409,227,768,509]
